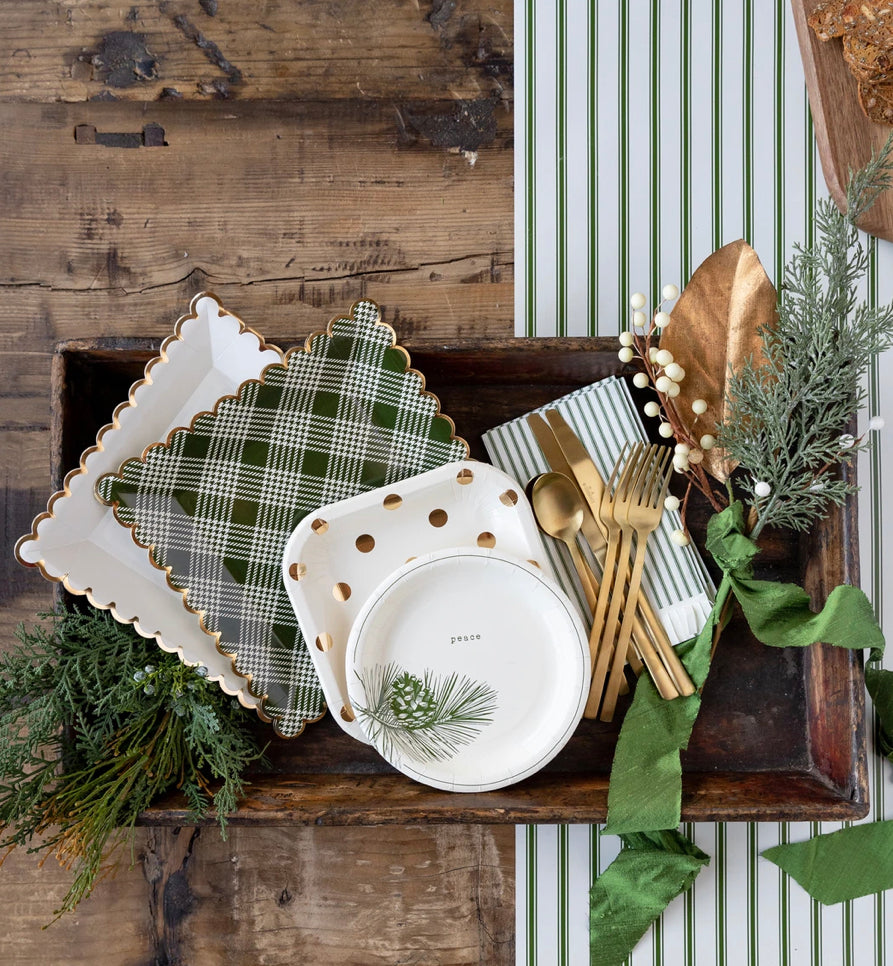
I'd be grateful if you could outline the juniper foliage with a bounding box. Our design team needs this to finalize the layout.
[720,133,893,537]
[0,606,264,920]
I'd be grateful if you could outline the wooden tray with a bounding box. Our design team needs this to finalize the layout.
[51,337,869,824]
[793,0,893,241]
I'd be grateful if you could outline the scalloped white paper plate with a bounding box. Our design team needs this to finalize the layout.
[15,294,281,709]
[345,548,590,792]
[281,460,553,742]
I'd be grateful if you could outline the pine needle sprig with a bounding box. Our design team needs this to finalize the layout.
[354,662,498,763]
[0,605,265,921]
[719,131,893,538]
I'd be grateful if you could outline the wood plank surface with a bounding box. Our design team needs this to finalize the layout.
[0,100,512,330]
[0,0,512,104]
[1,825,514,964]
[0,0,516,959]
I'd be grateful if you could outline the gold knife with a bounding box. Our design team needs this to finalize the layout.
[527,413,641,690]
[544,411,611,543]
[527,413,606,555]
[544,409,695,698]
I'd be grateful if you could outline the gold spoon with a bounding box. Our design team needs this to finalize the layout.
[529,472,635,706]
[529,472,600,614]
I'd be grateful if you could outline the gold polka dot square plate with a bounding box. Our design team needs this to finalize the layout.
[281,460,557,743]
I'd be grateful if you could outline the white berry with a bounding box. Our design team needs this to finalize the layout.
[658,422,674,438]
[655,348,674,367]
[644,401,661,418]
[654,311,671,329]
[655,375,673,394]
[618,347,634,363]
[630,292,647,310]
[665,362,685,382]
[632,310,648,329]
[633,372,649,389]
[692,398,708,415]
[664,494,681,512]
[619,330,635,347]
[674,442,690,455]
[662,283,679,300]
[754,480,771,498]
[671,529,690,547]
[700,434,716,450]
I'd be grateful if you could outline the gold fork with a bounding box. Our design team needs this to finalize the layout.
[584,443,653,717]
[545,410,696,688]
[599,446,679,721]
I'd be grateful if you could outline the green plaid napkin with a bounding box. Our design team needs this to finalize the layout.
[96,300,468,737]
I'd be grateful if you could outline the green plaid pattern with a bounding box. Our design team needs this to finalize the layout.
[96,300,468,737]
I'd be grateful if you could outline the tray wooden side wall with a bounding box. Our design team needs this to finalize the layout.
[52,336,869,824]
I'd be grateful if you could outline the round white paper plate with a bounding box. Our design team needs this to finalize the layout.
[345,547,590,792]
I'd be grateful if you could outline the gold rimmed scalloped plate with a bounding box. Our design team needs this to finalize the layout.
[15,293,280,709]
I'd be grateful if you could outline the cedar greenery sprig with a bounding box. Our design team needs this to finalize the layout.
[0,605,265,922]
[721,132,893,539]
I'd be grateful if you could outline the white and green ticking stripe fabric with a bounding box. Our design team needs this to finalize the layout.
[482,376,714,642]
[515,0,893,963]
[96,301,467,738]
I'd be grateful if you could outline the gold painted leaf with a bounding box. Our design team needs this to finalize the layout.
[659,239,776,481]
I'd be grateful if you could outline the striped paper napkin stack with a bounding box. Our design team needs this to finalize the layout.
[482,375,715,645]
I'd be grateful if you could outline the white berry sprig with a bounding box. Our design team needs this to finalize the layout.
[618,286,728,537]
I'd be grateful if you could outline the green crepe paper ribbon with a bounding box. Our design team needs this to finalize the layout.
[590,501,891,963]
[866,663,893,759]
[762,821,893,904]
[605,500,887,836]
[589,830,709,966]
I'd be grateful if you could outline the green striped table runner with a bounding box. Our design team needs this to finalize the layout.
[514,0,893,963]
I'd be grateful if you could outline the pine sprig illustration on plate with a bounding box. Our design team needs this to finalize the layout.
[354,662,498,763]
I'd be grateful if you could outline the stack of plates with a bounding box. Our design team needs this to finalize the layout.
[17,294,592,787]
[282,460,591,791]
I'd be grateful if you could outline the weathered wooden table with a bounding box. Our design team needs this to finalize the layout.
[0,2,515,961]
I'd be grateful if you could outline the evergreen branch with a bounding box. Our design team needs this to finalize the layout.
[354,662,498,763]
[847,131,893,225]
[0,606,265,920]
[719,133,893,537]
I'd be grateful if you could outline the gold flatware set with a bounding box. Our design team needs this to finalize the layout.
[527,411,695,721]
